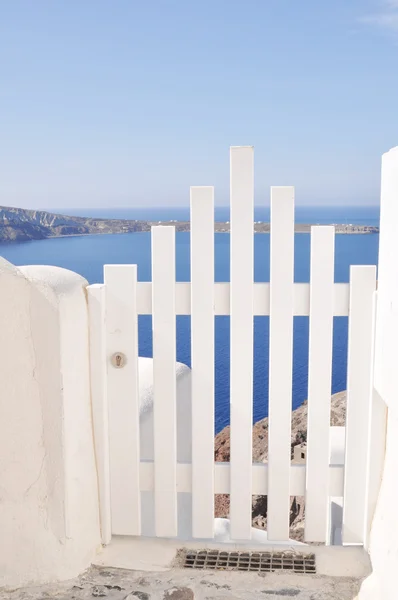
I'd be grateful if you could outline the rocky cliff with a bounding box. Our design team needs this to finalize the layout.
[214,391,347,541]
[0,206,145,242]
[0,205,379,243]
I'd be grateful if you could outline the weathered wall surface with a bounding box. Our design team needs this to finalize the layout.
[358,147,398,600]
[0,261,100,588]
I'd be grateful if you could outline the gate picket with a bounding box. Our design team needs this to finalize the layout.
[152,226,178,538]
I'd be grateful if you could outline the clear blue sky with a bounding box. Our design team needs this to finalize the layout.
[0,0,397,209]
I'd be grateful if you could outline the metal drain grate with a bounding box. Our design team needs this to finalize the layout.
[183,550,316,574]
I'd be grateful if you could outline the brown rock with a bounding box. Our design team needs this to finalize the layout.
[214,390,347,540]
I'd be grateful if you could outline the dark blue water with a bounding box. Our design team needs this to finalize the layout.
[0,206,379,433]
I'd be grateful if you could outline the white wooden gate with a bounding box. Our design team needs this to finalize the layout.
[87,146,378,546]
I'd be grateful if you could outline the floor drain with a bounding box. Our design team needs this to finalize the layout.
[182,550,316,574]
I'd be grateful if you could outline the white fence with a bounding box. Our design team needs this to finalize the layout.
[87,146,378,546]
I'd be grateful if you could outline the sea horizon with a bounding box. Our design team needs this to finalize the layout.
[50,204,380,227]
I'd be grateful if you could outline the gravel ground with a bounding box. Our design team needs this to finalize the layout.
[1,566,362,600]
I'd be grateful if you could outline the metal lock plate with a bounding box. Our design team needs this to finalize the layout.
[111,352,127,368]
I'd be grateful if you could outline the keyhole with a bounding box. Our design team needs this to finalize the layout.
[111,352,126,368]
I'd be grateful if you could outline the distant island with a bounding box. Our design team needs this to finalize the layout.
[0,205,379,243]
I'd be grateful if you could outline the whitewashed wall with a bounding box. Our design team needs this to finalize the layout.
[0,257,197,588]
[0,260,101,588]
[138,357,193,539]
[358,146,398,600]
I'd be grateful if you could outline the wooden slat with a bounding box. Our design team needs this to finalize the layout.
[139,462,344,497]
[151,226,178,537]
[267,186,295,541]
[190,186,215,539]
[214,282,230,315]
[104,265,141,535]
[87,283,111,544]
[343,265,377,544]
[136,282,350,316]
[229,146,254,540]
[305,226,335,542]
[334,283,350,317]
[137,282,153,313]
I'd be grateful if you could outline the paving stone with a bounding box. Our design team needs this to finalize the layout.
[125,592,151,600]
[92,586,109,597]
[135,579,150,587]
[104,586,124,592]
[0,565,362,600]
[200,580,231,590]
[262,590,301,597]
[163,588,194,600]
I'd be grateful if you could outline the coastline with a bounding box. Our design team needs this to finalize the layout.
[29,222,380,241]
[0,202,379,244]
[0,226,378,245]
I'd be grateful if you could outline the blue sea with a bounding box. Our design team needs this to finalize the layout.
[0,206,379,433]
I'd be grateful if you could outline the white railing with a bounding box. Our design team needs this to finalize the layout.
[87,146,378,546]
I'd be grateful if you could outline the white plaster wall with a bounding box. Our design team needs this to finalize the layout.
[373,147,398,404]
[358,409,398,600]
[357,147,398,600]
[139,357,192,464]
[0,260,100,588]
[138,357,193,539]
